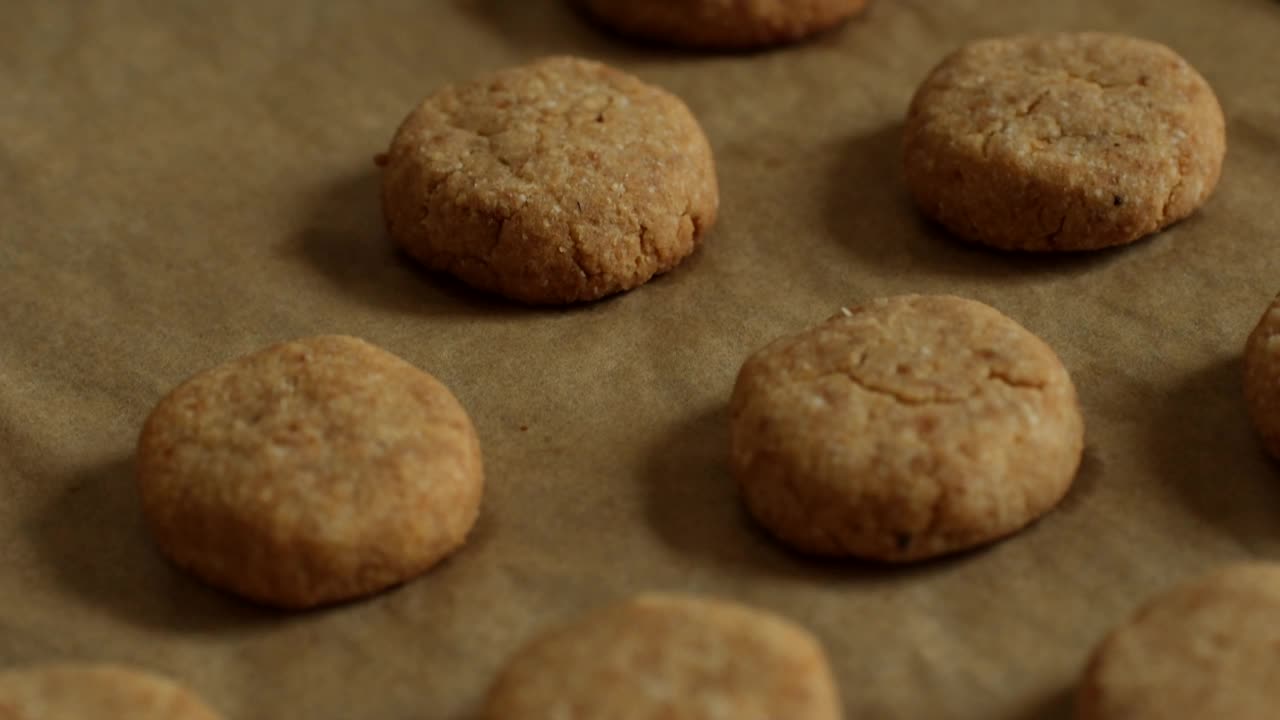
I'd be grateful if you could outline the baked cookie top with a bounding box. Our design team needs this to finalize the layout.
[1078,563,1280,720]
[904,32,1225,251]
[381,56,718,304]
[730,295,1084,561]
[575,0,869,49]
[136,335,483,609]
[481,593,841,720]
[0,664,222,720]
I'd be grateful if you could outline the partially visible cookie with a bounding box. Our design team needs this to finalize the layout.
[136,335,484,609]
[1077,563,1280,719]
[730,295,1084,562]
[380,56,718,305]
[904,32,1226,251]
[481,593,841,720]
[1244,293,1280,459]
[0,664,222,719]
[574,0,868,49]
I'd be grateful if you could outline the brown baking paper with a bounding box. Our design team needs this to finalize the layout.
[3,1,1280,717]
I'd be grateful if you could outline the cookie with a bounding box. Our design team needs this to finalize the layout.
[1077,563,1280,719]
[730,295,1084,562]
[481,593,841,720]
[574,0,868,49]
[380,56,718,305]
[136,335,484,609]
[0,664,222,719]
[904,32,1225,251]
[1244,293,1280,459]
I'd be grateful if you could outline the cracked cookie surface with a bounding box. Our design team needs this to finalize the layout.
[381,56,718,304]
[729,295,1084,562]
[904,32,1225,251]
[0,664,223,720]
[574,0,868,49]
[136,335,484,609]
[1077,563,1280,720]
[1243,293,1280,459]
[481,593,841,720]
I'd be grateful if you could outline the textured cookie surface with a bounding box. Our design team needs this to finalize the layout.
[576,0,868,49]
[730,295,1083,562]
[482,593,841,720]
[1244,293,1280,460]
[136,335,484,609]
[1078,563,1280,720]
[0,664,222,720]
[381,56,718,305]
[904,32,1225,251]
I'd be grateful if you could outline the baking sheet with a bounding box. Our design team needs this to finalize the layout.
[3,0,1280,717]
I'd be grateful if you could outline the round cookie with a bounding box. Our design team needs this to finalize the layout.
[1244,293,1280,459]
[136,335,484,609]
[574,0,869,50]
[380,56,718,305]
[904,32,1225,251]
[481,593,841,720]
[1077,563,1280,719]
[729,295,1084,562]
[0,664,222,719]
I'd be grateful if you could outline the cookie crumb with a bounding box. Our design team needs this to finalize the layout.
[576,0,869,49]
[136,335,484,609]
[0,664,224,720]
[482,594,842,719]
[380,57,718,305]
[1079,563,1280,719]
[904,32,1225,251]
[730,295,1084,562]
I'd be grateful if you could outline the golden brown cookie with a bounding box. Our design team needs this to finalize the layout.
[136,335,484,609]
[730,295,1084,562]
[574,0,868,49]
[380,56,718,305]
[1244,293,1280,459]
[0,664,222,719]
[904,32,1225,251]
[1077,563,1280,719]
[481,593,841,720]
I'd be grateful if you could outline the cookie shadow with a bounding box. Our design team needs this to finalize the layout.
[457,0,870,58]
[643,405,985,584]
[1055,447,1103,518]
[27,458,284,634]
[1145,357,1280,549]
[285,165,551,318]
[826,123,1150,281]
[454,0,686,62]
[1007,686,1075,720]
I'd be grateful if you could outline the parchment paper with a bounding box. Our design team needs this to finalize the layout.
[3,1,1280,717]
